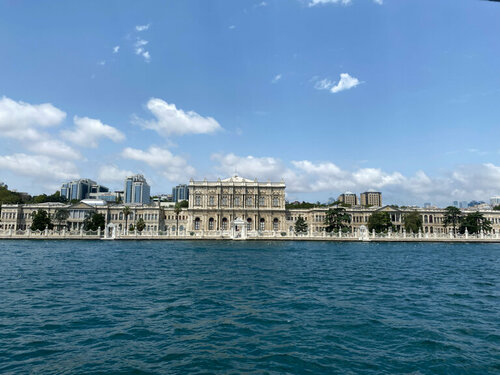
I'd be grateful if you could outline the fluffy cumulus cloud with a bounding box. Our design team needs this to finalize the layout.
[25,139,81,160]
[97,165,134,184]
[314,73,361,94]
[0,96,66,140]
[62,116,125,148]
[0,153,79,182]
[134,98,222,137]
[121,146,196,182]
[210,153,500,205]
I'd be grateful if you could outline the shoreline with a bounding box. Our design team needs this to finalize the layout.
[1,235,500,243]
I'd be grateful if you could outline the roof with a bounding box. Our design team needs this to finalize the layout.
[221,175,254,183]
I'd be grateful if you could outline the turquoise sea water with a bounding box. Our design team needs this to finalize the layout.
[0,240,499,374]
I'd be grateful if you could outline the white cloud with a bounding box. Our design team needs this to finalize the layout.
[308,0,382,5]
[210,153,500,205]
[309,0,352,6]
[0,96,66,140]
[25,139,81,160]
[134,98,222,137]
[98,60,106,66]
[271,74,282,83]
[229,25,236,30]
[62,116,125,148]
[135,24,150,32]
[97,165,134,184]
[134,39,151,62]
[0,153,79,182]
[113,46,120,54]
[121,146,195,182]
[314,73,361,93]
[211,153,287,181]
[256,1,268,7]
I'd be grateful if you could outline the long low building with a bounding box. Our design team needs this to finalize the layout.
[1,175,500,236]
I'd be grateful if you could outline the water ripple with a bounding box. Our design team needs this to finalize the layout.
[0,240,499,374]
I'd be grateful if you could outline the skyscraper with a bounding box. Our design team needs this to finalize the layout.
[172,184,189,202]
[124,174,151,205]
[60,179,108,201]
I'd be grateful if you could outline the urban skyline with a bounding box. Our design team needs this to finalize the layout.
[1,1,499,206]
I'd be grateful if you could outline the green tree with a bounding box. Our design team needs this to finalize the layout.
[54,208,69,230]
[122,206,131,233]
[493,205,500,211]
[324,207,351,233]
[83,212,105,231]
[368,211,393,233]
[31,209,53,231]
[403,211,422,233]
[31,191,66,204]
[294,215,308,234]
[443,206,462,235]
[174,203,182,235]
[178,200,189,208]
[136,217,146,232]
[459,212,492,234]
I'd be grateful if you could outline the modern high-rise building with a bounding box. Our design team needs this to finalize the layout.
[60,179,108,201]
[124,174,151,205]
[338,192,358,206]
[360,191,382,207]
[172,184,189,202]
[490,196,500,207]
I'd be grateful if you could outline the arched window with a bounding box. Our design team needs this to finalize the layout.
[195,196,201,206]
[247,218,252,231]
[194,217,201,230]
[259,218,265,231]
[208,217,214,230]
[429,215,433,223]
[222,217,228,230]
[273,218,279,231]
[424,215,428,224]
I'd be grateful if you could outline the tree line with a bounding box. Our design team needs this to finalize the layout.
[293,206,493,235]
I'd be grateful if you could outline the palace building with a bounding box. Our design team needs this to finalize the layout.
[2,175,500,237]
[187,175,287,234]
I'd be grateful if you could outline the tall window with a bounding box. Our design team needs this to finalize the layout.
[272,197,279,207]
[195,195,201,206]
[194,218,201,230]
[259,197,265,206]
[247,218,252,231]
[246,197,252,207]
[234,197,240,206]
[208,218,214,230]
[222,196,228,206]
[259,218,265,231]
[209,196,215,206]
[222,218,228,230]
[273,218,279,231]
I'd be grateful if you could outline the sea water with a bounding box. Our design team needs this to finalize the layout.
[0,240,499,374]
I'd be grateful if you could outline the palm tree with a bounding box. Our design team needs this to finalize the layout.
[174,202,181,236]
[122,206,131,234]
[443,206,461,236]
[54,208,69,230]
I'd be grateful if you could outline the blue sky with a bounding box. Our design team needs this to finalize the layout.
[1,0,499,206]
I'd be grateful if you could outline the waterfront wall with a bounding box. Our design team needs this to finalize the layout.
[1,228,500,242]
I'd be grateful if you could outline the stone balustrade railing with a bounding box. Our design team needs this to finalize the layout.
[0,228,499,241]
